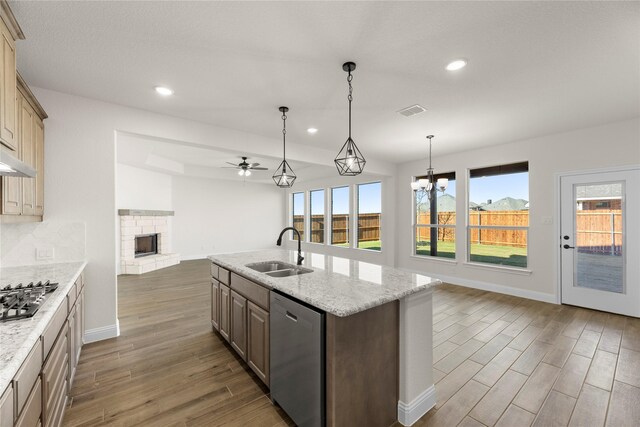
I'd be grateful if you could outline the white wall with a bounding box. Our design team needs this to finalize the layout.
[395,118,640,302]
[117,164,173,210]
[282,173,396,266]
[172,175,284,259]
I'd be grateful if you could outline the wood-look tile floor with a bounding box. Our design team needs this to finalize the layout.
[63,259,640,427]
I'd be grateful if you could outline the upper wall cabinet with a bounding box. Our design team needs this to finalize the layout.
[0,2,23,152]
[0,2,47,223]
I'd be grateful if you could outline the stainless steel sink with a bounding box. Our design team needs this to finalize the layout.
[246,261,293,273]
[246,261,313,278]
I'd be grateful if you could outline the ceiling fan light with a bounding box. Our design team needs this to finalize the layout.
[238,169,244,176]
[245,170,251,177]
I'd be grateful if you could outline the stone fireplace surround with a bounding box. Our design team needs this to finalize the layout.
[119,209,179,275]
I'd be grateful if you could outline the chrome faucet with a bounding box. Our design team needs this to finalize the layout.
[276,227,304,265]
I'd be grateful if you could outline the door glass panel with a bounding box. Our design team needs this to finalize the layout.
[574,182,624,293]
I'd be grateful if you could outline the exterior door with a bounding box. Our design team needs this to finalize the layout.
[560,168,640,317]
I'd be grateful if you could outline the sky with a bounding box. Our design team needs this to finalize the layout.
[470,172,529,204]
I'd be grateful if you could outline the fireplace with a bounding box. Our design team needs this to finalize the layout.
[135,234,158,258]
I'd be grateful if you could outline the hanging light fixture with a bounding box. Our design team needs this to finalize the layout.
[335,61,366,176]
[411,135,448,200]
[273,106,297,188]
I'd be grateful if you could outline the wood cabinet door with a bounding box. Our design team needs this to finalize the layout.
[0,173,20,214]
[230,290,247,360]
[211,280,220,331]
[68,305,77,386]
[247,301,270,386]
[0,18,16,151]
[75,289,84,363]
[34,116,44,216]
[219,284,231,342]
[0,384,13,427]
[19,95,34,215]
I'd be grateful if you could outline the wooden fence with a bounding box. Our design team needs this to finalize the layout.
[293,213,381,244]
[576,211,622,255]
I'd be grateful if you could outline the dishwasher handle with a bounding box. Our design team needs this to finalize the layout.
[285,311,298,322]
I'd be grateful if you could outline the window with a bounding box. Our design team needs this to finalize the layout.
[414,172,456,259]
[357,182,382,251]
[310,189,325,243]
[468,162,529,268]
[292,192,304,241]
[331,186,349,246]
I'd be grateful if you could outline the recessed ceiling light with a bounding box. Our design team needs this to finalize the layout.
[446,59,467,71]
[154,86,174,96]
[307,128,318,134]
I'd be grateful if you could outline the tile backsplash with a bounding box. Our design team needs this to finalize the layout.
[0,221,86,267]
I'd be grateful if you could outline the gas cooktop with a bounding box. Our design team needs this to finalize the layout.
[0,281,59,322]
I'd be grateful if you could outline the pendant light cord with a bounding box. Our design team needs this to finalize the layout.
[282,111,287,169]
[347,71,353,138]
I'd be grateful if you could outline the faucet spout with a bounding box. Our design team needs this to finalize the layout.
[276,227,304,265]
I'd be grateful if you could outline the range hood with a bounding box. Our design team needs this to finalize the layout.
[0,150,36,177]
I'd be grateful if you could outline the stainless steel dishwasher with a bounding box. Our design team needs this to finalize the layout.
[270,290,325,427]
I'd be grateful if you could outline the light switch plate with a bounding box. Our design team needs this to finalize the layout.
[36,245,55,260]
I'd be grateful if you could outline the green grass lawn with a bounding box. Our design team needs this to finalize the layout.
[416,241,527,268]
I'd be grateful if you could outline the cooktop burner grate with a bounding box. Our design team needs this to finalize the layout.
[0,281,59,321]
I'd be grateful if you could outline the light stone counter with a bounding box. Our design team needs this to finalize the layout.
[208,249,441,317]
[0,261,86,394]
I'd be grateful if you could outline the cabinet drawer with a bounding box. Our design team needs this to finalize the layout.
[14,339,42,417]
[14,378,40,427]
[230,273,269,311]
[0,384,13,427]
[41,302,67,362]
[210,263,219,280]
[42,333,67,421]
[218,267,230,286]
[66,283,77,312]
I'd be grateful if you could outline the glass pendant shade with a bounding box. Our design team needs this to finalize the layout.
[335,137,366,176]
[436,178,448,192]
[273,159,296,188]
[410,181,420,191]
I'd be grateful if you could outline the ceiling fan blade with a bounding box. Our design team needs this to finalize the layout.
[248,163,260,168]
[221,166,239,169]
[225,162,239,166]
[251,167,269,170]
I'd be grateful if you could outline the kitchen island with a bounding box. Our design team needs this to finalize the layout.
[208,249,440,427]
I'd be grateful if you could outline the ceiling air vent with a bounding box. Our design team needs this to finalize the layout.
[397,104,426,117]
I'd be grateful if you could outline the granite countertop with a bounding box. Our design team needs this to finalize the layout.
[0,261,86,394]
[208,249,441,317]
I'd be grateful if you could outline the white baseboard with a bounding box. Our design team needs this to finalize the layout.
[434,273,557,304]
[83,319,120,343]
[398,385,436,426]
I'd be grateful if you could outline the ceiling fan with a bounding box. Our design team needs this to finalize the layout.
[222,156,268,176]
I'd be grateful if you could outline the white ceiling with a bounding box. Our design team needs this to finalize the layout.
[116,132,336,184]
[10,1,640,163]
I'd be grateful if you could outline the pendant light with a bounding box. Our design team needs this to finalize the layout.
[411,135,448,200]
[273,106,297,188]
[335,61,366,176]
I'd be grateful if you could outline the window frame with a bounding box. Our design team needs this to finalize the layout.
[412,172,457,260]
[466,162,529,269]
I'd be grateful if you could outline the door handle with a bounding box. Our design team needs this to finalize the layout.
[563,244,575,249]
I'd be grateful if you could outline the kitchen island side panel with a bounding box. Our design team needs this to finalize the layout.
[326,300,399,427]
